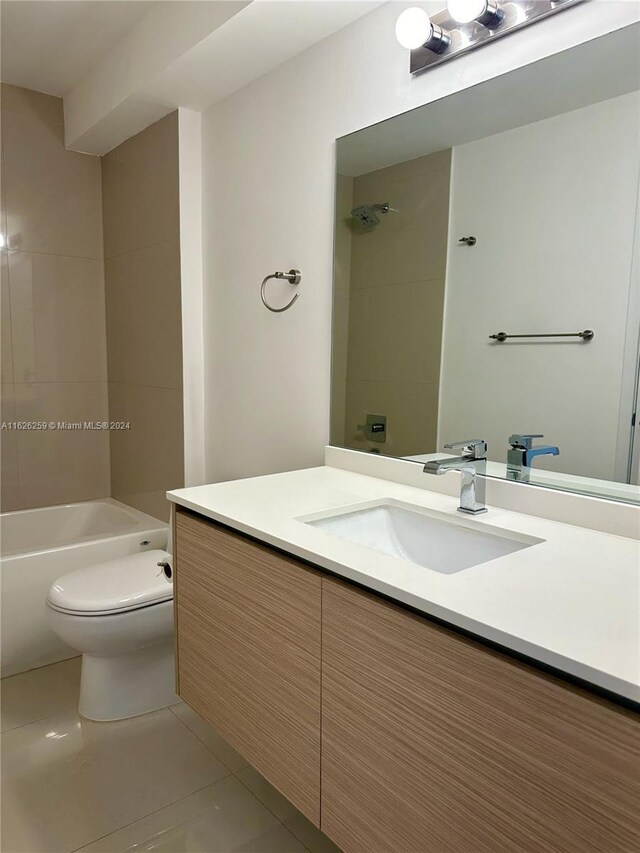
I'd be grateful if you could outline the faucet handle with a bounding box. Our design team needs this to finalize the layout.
[444,439,487,459]
[509,433,543,449]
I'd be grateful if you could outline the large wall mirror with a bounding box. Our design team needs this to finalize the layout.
[331,24,640,505]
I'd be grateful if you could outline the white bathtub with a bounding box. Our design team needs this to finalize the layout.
[1,499,168,677]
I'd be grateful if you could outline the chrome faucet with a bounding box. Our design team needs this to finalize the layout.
[507,434,559,482]
[423,439,488,515]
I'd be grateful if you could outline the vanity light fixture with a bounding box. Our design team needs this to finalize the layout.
[398,0,583,75]
[395,8,450,53]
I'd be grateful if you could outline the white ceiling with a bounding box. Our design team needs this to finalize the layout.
[0,0,385,153]
[0,0,158,95]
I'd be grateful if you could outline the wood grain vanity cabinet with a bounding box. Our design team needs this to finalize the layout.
[174,508,639,853]
[173,508,322,825]
[321,577,640,853]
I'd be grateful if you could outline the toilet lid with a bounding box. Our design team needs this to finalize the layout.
[47,550,173,616]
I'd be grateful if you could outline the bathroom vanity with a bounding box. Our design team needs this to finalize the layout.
[168,453,640,853]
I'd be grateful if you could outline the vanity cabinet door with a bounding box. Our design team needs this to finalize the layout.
[321,577,639,853]
[174,508,322,825]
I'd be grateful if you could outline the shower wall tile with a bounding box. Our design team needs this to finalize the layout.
[102,111,179,258]
[343,150,451,456]
[0,83,63,125]
[344,379,439,458]
[1,384,20,511]
[349,166,450,289]
[354,148,451,197]
[108,382,184,522]
[13,382,110,509]
[104,240,182,390]
[1,255,14,384]
[8,252,107,384]
[1,106,103,258]
[1,84,110,512]
[347,280,445,385]
[101,111,183,522]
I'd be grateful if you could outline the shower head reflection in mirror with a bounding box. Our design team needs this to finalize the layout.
[350,202,400,230]
[331,25,640,505]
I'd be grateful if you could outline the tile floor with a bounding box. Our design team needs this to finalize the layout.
[1,658,342,853]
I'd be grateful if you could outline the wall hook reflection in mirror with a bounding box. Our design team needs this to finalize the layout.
[260,269,302,313]
[459,236,476,246]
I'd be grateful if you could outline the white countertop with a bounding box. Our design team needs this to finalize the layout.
[168,465,640,703]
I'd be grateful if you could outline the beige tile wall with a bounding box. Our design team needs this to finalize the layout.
[0,84,109,511]
[341,150,451,457]
[101,112,184,522]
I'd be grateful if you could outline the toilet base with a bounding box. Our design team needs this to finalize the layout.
[79,639,178,721]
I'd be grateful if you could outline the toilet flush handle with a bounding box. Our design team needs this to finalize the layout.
[157,560,172,581]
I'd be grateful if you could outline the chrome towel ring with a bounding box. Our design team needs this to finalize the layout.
[261,269,302,313]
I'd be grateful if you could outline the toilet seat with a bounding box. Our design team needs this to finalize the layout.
[47,550,173,617]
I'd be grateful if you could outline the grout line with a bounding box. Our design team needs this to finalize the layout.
[166,704,234,778]
[4,247,103,262]
[167,706,315,851]
[232,772,312,853]
[67,777,229,853]
[1,711,65,736]
[349,275,445,291]
[103,238,179,263]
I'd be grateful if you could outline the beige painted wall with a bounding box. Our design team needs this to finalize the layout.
[1,84,109,511]
[339,150,451,457]
[101,111,184,522]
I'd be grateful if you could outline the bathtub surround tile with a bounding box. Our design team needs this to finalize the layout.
[108,382,183,522]
[14,381,111,509]
[170,702,249,773]
[349,166,450,290]
[1,253,14,384]
[1,383,21,510]
[1,84,110,512]
[104,240,182,390]
[344,379,439,457]
[9,251,108,384]
[101,111,183,523]
[75,776,299,853]
[1,83,64,125]
[101,111,179,259]
[0,657,81,733]
[1,108,103,258]
[0,707,230,853]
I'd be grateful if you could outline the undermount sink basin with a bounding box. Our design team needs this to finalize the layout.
[300,499,542,574]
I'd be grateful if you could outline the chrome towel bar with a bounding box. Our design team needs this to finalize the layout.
[261,269,302,313]
[489,330,594,342]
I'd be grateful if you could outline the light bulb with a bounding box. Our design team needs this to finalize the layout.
[447,0,504,26]
[447,0,487,23]
[395,8,433,50]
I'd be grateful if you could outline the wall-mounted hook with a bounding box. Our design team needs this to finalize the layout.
[459,236,476,246]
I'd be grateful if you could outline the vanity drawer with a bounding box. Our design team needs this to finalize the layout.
[174,508,322,825]
[321,576,640,853]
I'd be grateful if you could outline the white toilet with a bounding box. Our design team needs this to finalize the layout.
[47,550,177,722]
